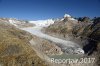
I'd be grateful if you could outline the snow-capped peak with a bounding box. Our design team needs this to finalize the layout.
[63,14,77,21]
[29,19,54,27]
[64,14,71,18]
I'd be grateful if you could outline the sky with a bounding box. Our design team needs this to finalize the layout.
[0,0,100,20]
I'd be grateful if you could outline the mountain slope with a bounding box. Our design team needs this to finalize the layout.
[0,18,47,66]
[43,14,100,66]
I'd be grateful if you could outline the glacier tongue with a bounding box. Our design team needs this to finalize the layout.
[21,26,84,55]
[20,17,84,55]
[8,15,84,55]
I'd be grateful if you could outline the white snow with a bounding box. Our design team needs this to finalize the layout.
[75,48,85,54]
[63,14,77,21]
[9,19,18,26]
[64,14,71,18]
[29,19,54,27]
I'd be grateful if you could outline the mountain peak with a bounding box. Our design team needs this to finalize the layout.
[64,14,71,18]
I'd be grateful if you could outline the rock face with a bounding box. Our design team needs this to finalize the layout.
[44,14,78,39]
[82,18,100,55]
[31,38,63,56]
[0,19,47,66]
[44,15,100,66]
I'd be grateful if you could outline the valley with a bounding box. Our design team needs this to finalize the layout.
[0,14,99,66]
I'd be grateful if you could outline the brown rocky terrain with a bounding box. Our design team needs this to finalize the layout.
[31,37,63,56]
[0,19,47,66]
[43,16,100,66]
[0,18,64,66]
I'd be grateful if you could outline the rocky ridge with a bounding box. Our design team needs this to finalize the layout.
[43,14,100,66]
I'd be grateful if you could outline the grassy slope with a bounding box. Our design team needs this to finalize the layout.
[0,21,47,66]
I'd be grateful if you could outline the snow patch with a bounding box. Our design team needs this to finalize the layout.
[64,14,71,18]
[9,19,18,26]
